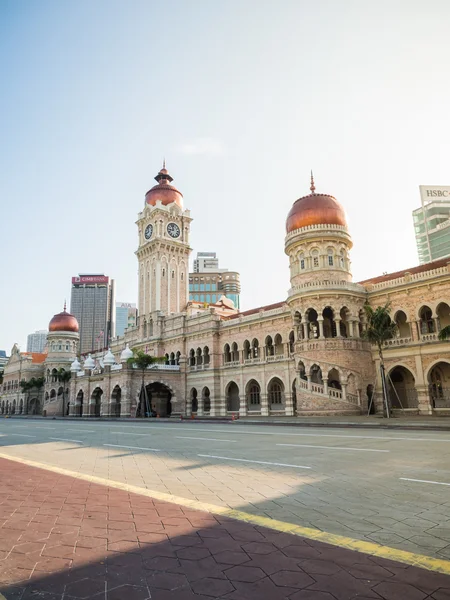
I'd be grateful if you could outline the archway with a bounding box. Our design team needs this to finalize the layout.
[76,390,84,417]
[310,364,323,384]
[29,397,40,415]
[339,307,350,338]
[388,366,417,409]
[191,388,198,413]
[268,377,284,410]
[111,385,122,417]
[437,303,450,331]
[306,308,318,339]
[328,368,341,390]
[322,306,336,338]
[202,387,211,413]
[419,305,434,334]
[265,336,274,357]
[246,379,261,410]
[226,382,240,412]
[145,382,172,417]
[19,399,23,415]
[50,389,56,402]
[91,387,103,417]
[298,361,307,381]
[428,361,450,408]
[394,310,410,338]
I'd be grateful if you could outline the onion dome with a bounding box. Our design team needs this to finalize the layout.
[70,358,81,372]
[120,343,133,362]
[84,354,95,369]
[49,303,79,333]
[103,348,115,366]
[286,172,347,233]
[145,161,183,209]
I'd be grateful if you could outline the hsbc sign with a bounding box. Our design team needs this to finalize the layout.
[420,185,450,202]
[72,275,109,284]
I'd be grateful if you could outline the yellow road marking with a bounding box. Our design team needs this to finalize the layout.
[1,451,450,575]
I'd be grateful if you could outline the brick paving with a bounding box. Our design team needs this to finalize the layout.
[0,458,450,599]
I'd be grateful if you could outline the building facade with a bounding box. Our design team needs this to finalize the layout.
[115,302,137,337]
[413,186,450,264]
[189,252,241,308]
[70,275,116,354]
[2,165,450,419]
[193,252,220,272]
[26,330,48,353]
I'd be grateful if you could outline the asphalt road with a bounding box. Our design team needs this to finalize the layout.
[1,418,449,562]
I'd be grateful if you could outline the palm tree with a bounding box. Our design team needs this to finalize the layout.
[57,369,72,416]
[20,377,45,415]
[438,326,450,341]
[362,303,398,417]
[127,349,164,417]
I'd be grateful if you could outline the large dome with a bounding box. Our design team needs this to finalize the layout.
[286,175,347,233]
[49,307,79,333]
[145,164,183,209]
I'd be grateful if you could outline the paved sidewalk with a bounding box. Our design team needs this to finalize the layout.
[0,458,450,599]
[6,414,450,431]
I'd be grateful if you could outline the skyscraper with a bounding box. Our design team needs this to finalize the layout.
[189,252,241,308]
[26,330,48,353]
[70,275,116,354]
[413,186,450,264]
[115,302,137,337]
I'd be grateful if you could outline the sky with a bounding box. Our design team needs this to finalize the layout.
[2,0,450,352]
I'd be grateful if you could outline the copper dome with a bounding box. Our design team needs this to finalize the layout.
[49,309,79,333]
[286,174,347,233]
[145,163,183,209]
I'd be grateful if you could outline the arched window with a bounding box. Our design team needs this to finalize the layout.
[419,306,434,334]
[176,351,181,365]
[312,249,319,268]
[189,349,196,367]
[268,378,284,406]
[327,248,334,266]
[299,253,305,270]
[224,344,231,363]
[247,381,261,405]
[203,347,210,365]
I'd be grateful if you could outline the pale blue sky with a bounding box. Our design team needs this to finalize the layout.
[2,0,450,352]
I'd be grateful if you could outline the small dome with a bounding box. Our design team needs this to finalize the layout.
[145,163,183,209]
[84,354,95,369]
[120,343,133,362]
[70,358,81,372]
[286,174,347,233]
[103,348,115,366]
[49,306,79,333]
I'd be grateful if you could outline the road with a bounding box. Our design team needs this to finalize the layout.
[1,418,449,562]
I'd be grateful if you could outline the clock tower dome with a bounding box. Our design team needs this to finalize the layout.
[136,163,192,322]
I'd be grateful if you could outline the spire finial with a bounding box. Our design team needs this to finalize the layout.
[64,300,67,312]
[310,170,316,194]
[163,157,166,169]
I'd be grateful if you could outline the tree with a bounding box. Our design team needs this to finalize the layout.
[362,303,398,417]
[20,377,45,415]
[438,325,450,341]
[57,368,72,416]
[127,349,164,417]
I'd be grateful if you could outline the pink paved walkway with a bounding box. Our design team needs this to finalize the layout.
[0,457,449,599]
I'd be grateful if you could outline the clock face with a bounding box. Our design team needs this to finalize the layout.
[167,222,181,239]
[144,224,153,240]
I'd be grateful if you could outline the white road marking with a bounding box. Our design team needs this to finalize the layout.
[177,436,236,442]
[400,477,450,486]
[4,433,36,438]
[277,443,389,453]
[15,425,55,429]
[109,431,150,436]
[111,425,450,443]
[197,454,311,469]
[66,429,95,433]
[103,444,160,452]
[49,438,84,444]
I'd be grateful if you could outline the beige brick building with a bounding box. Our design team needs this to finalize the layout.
[2,166,450,418]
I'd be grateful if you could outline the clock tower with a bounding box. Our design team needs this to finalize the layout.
[136,163,192,320]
